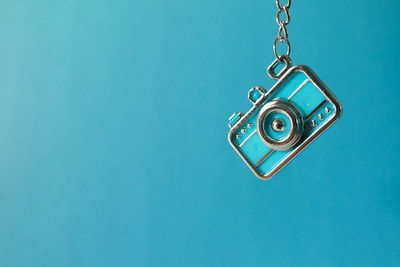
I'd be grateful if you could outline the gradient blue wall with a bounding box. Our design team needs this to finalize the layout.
[0,0,399,266]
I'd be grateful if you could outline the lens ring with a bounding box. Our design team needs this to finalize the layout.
[257,99,303,151]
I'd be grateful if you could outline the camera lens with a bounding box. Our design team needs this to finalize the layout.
[272,119,284,132]
[257,99,304,151]
[262,111,291,141]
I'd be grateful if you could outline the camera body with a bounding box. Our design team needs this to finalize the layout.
[228,65,342,180]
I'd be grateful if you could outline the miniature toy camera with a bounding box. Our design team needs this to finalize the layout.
[228,63,342,180]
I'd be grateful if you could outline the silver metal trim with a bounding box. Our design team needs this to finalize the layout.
[267,55,292,80]
[248,86,266,104]
[254,149,274,168]
[238,129,257,148]
[228,112,244,128]
[288,78,309,100]
[304,100,327,121]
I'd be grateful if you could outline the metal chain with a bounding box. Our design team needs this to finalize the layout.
[273,0,291,61]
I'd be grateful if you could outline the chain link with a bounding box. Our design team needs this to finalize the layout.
[273,0,291,61]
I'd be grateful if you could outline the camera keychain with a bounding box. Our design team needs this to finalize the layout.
[227,0,342,180]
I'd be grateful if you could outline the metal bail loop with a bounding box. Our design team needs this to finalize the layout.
[267,55,292,80]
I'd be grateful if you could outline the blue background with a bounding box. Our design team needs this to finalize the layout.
[0,0,399,266]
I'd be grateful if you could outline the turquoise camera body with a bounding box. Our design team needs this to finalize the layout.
[228,65,342,180]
